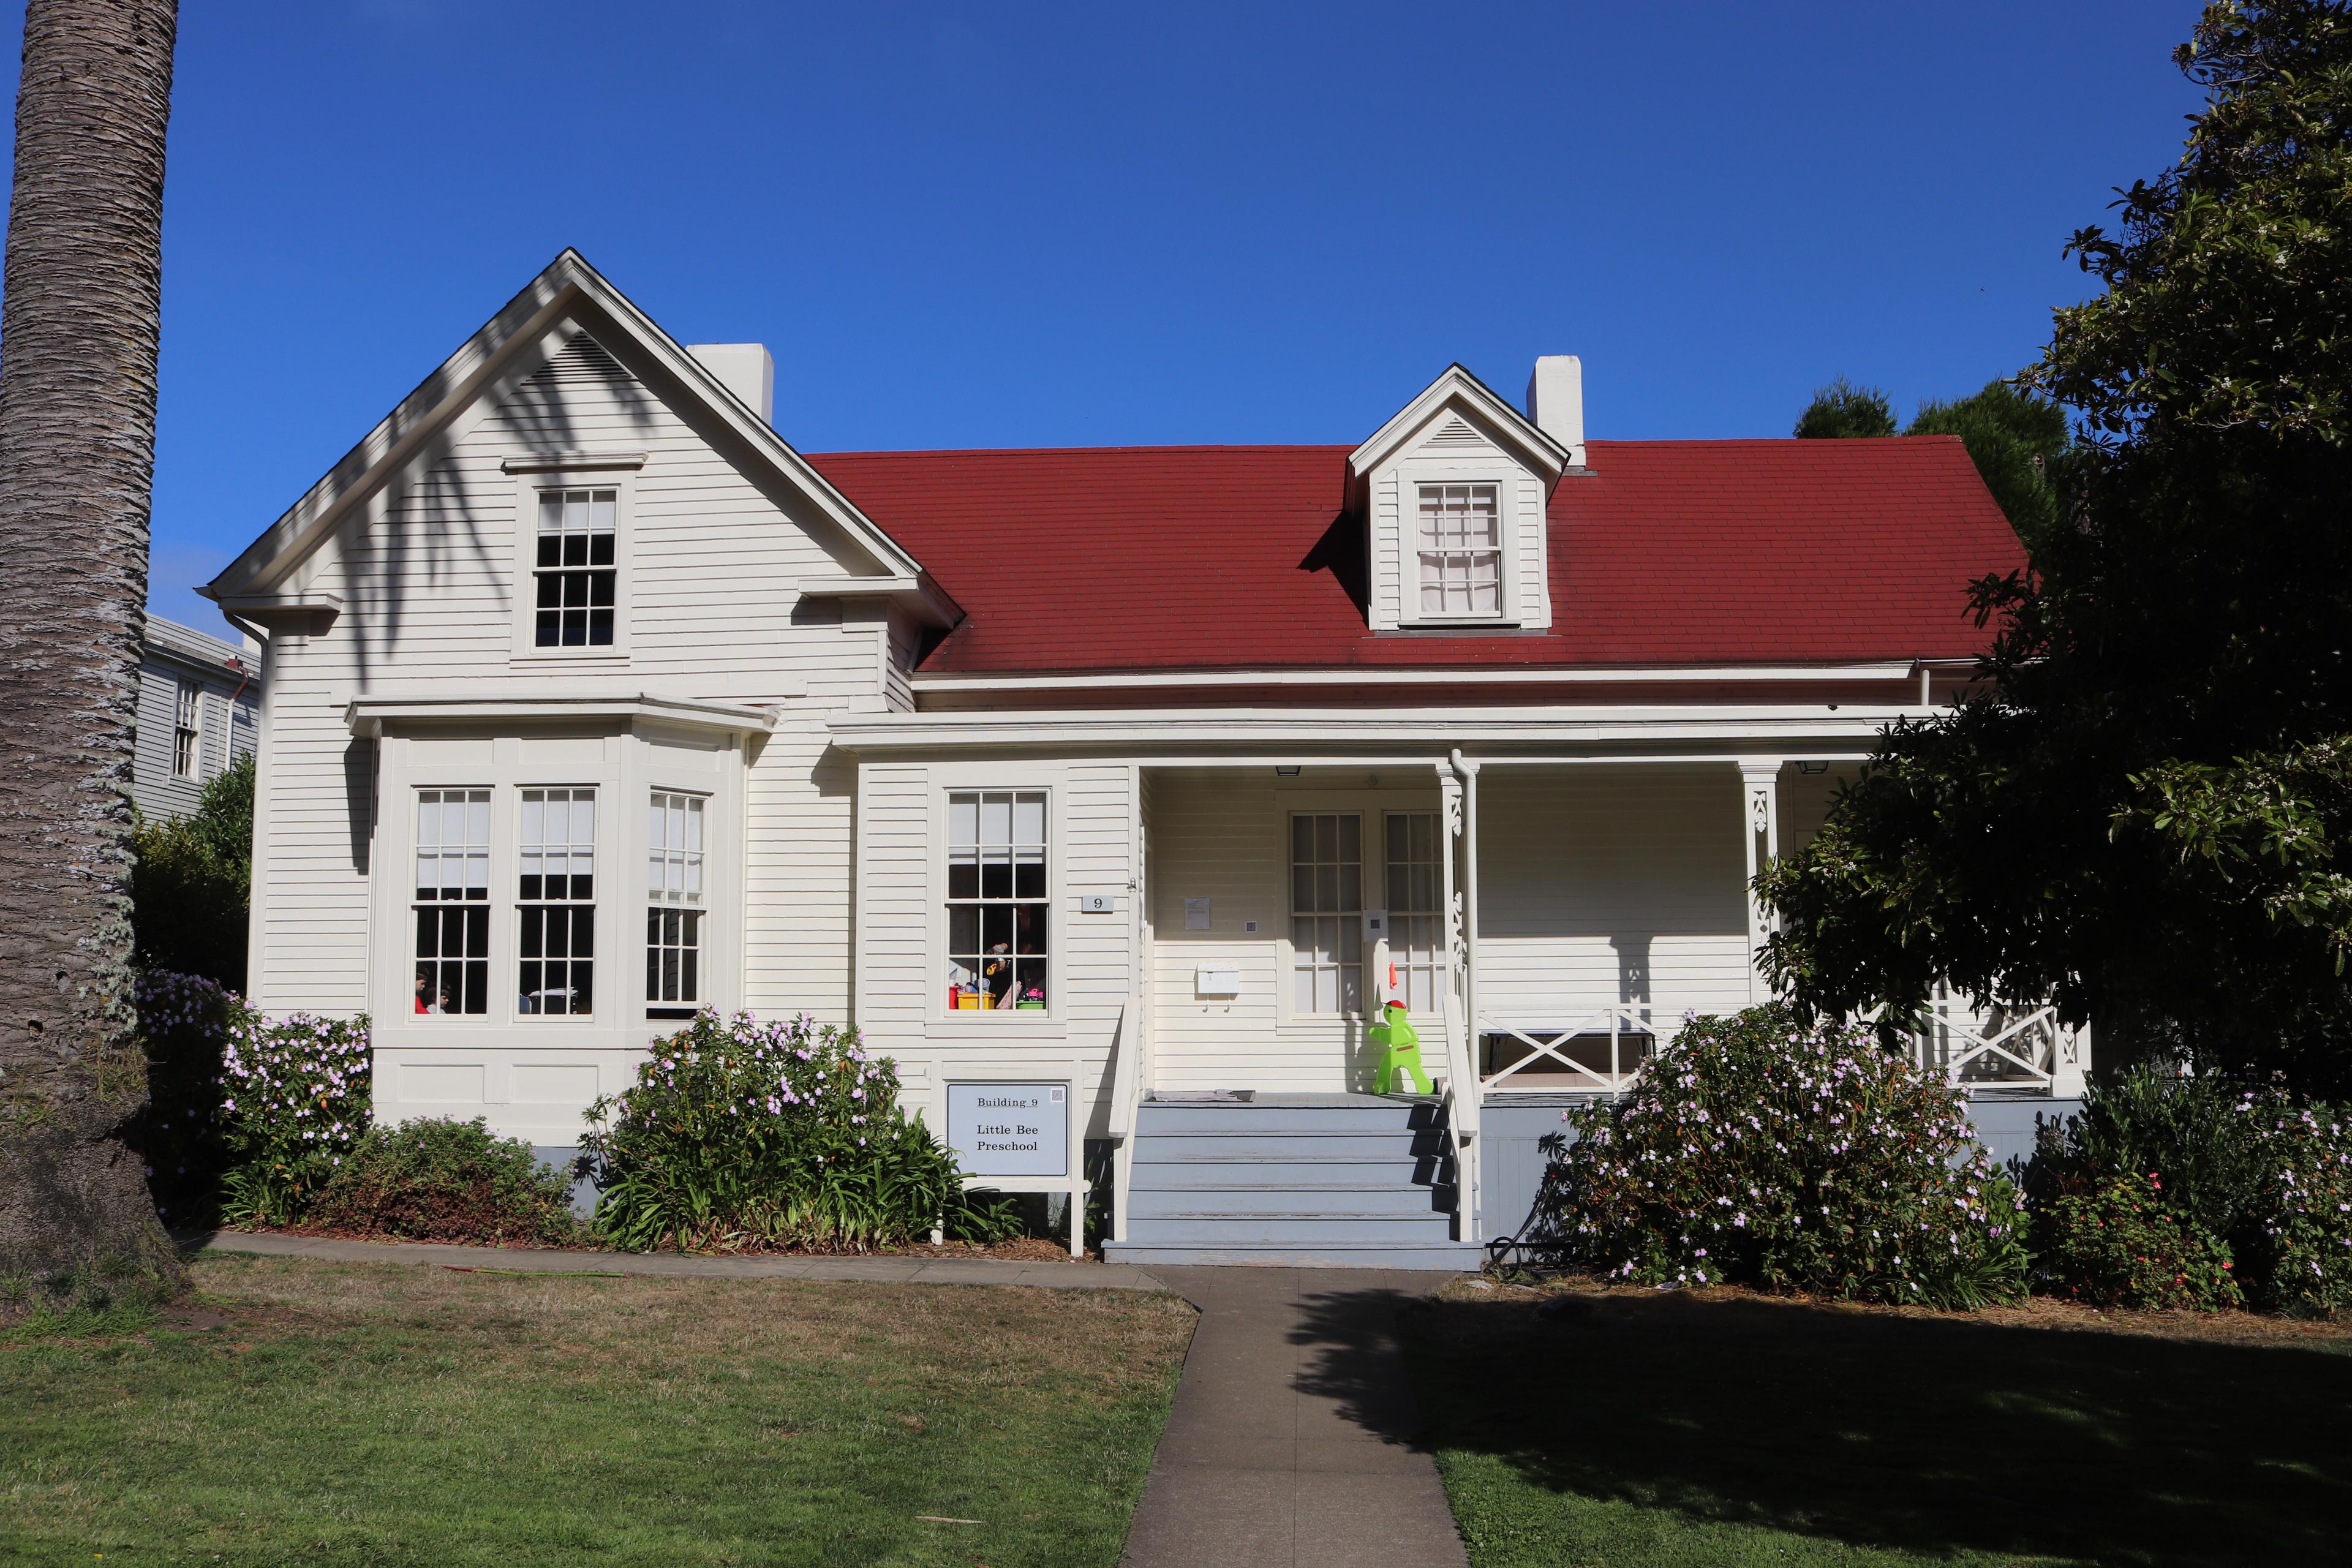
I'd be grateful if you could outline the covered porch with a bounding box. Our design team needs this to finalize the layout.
[1136,755,2089,1104]
[1118,751,2089,1251]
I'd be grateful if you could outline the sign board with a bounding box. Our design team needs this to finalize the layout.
[946,1082,1069,1177]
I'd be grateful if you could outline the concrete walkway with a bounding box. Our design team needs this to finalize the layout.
[1123,1267,1469,1568]
[191,1229,1166,1291]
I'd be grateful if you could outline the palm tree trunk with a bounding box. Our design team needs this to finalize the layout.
[0,0,180,1297]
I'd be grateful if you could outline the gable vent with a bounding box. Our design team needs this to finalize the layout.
[1422,414,1487,450]
[527,334,632,389]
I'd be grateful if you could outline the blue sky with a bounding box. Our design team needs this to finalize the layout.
[0,2,2206,631]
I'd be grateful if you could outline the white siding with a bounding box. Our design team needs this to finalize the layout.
[1473,766,1751,1025]
[1142,763,1760,1091]
[247,321,908,1137]
[853,758,1138,1134]
[131,649,257,821]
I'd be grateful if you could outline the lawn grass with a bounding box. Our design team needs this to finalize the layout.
[1400,1280,2352,1568]
[1,1253,1194,1566]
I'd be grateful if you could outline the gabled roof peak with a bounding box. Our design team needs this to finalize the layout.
[1347,363,1571,481]
[204,249,952,624]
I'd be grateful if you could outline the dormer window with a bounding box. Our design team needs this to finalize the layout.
[1416,483,1502,618]
[1348,363,1575,635]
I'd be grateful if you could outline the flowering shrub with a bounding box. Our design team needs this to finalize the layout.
[2227,1093,2352,1316]
[580,1011,1015,1253]
[1525,1006,2029,1308]
[216,1009,373,1226]
[2031,1069,2351,1317]
[134,969,241,1226]
[2037,1171,2242,1310]
[309,1117,579,1245]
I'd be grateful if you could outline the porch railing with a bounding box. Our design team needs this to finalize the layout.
[1479,1007,1660,1095]
[1474,997,2087,1098]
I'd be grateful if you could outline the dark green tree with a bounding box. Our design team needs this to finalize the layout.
[1760,0,2352,1095]
[130,752,252,989]
[1793,375,1897,439]
[1907,381,2071,551]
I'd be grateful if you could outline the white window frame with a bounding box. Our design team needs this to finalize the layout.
[1383,810,1445,1016]
[172,679,202,780]
[1288,810,1365,1017]
[929,782,1060,1026]
[1387,444,1526,630]
[508,465,637,662]
[1412,481,1505,622]
[411,787,494,1019]
[516,786,599,1020]
[646,790,707,1019]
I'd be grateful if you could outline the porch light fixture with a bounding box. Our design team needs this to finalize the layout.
[1275,766,1301,777]
[1798,761,1828,775]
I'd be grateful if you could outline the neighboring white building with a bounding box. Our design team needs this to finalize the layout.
[133,614,259,820]
[205,251,2086,1265]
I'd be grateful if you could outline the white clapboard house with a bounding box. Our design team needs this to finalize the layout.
[133,614,259,821]
[205,252,2086,1266]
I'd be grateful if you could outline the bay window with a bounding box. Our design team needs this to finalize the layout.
[519,788,595,1016]
[646,791,705,1018]
[413,789,491,1016]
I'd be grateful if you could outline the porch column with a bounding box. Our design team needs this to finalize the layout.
[1437,762,1465,1065]
[1738,760,1781,1003]
[1458,755,1480,1060]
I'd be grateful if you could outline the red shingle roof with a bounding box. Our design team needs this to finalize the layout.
[803,437,2022,674]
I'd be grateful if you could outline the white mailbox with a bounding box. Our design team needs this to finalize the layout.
[1195,967,1243,998]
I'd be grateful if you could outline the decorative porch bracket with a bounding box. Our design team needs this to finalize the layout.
[1737,760,1781,1004]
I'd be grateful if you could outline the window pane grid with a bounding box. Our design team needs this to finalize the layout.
[533,488,617,647]
[413,788,491,1016]
[173,680,201,779]
[1415,483,1502,617]
[946,790,1049,1010]
[1385,812,1444,1016]
[1291,812,1362,1014]
[646,792,704,1005]
[519,787,595,1016]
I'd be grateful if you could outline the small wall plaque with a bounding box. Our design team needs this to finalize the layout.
[1079,893,1114,913]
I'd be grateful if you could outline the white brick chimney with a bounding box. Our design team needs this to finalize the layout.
[1525,355,1586,467]
[688,342,775,424]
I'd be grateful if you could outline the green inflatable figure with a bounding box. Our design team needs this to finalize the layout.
[1366,1000,1433,1095]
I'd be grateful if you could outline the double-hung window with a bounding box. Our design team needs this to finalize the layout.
[519,788,595,1015]
[946,790,1049,1011]
[1384,812,1444,1014]
[646,791,704,1018]
[172,680,202,780]
[1291,812,1362,1014]
[533,488,617,647]
[413,789,490,1015]
[1415,483,1502,618]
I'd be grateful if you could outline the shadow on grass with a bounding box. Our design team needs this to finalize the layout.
[1302,1287,2352,1567]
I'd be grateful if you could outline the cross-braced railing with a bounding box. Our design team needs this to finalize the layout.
[1476,997,2088,1098]
[1479,1006,1662,1094]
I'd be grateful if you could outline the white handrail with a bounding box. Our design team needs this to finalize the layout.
[1480,1006,1659,1093]
[1437,987,1480,1245]
[1106,993,1144,1242]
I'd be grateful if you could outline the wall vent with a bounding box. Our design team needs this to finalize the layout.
[1422,414,1487,450]
[527,334,632,389]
